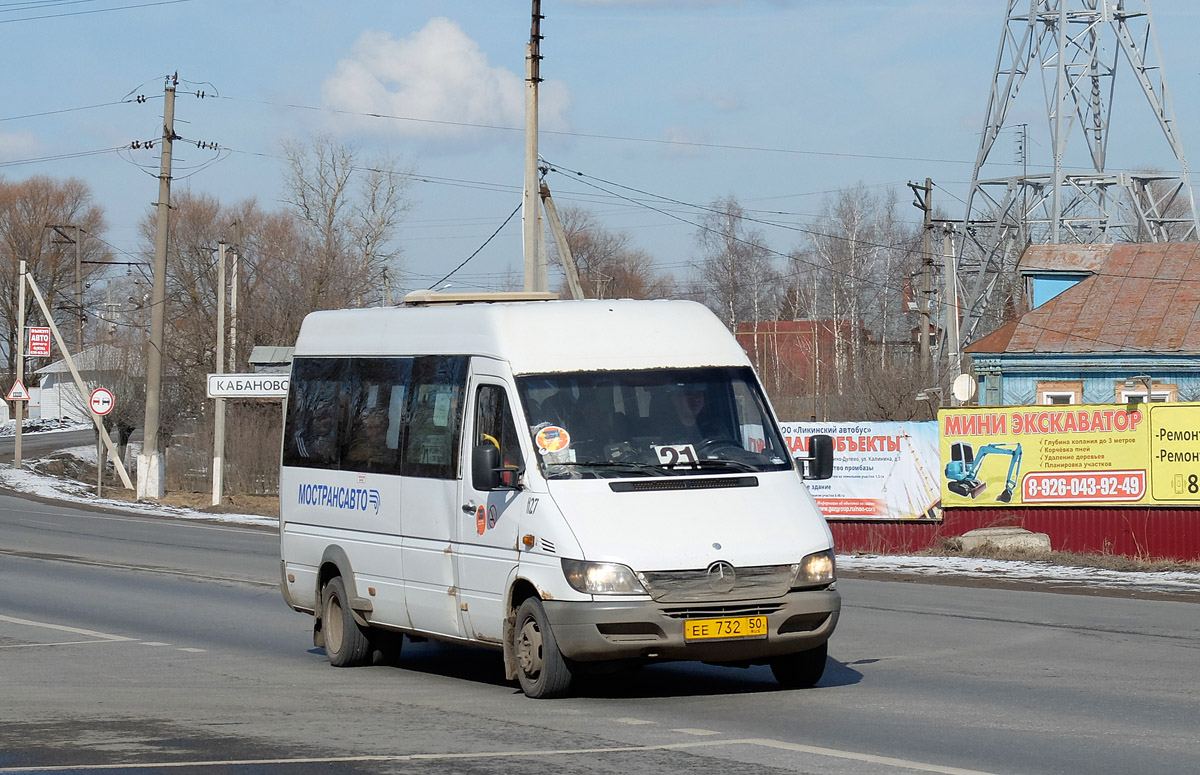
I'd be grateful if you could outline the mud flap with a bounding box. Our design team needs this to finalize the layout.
[502,608,518,681]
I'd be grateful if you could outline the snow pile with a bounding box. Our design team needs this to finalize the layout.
[0,455,275,529]
[0,418,92,436]
[837,553,1200,596]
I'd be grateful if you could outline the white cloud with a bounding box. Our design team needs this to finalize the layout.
[662,124,710,156]
[322,18,569,142]
[0,130,41,160]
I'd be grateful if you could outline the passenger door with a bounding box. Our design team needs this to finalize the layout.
[456,368,526,643]
[398,355,468,639]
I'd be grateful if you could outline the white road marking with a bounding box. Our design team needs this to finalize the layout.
[0,614,134,642]
[0,739,1007,774]
[610,717,655,725]
[0,640,130,649]
[672,728,720,736]
[0,615,211,654]
[745,738,1004,775]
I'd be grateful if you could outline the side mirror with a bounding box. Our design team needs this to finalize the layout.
[472,443,523,490]
[472,443,502,490]
[800,434,834,480]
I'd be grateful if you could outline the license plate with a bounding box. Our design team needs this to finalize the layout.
[684,615,768,641]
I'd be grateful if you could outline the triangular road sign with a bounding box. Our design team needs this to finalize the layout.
[6,379,30,401]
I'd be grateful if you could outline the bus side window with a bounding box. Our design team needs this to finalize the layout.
[402,355,468,479]
[282,357,345,470]
[474,384,523,489]
[342,357,412,474]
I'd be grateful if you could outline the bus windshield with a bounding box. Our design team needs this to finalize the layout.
[516,367,793,479]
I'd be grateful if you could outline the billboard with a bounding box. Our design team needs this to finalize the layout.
[781,421,941,521]
[939,403,1200,507]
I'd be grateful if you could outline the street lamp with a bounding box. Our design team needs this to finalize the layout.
[1124,375,1153,403]
[915,387,943,419]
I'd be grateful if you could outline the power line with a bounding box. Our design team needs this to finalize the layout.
[428,202,523,288]
[0,146,125,168]
[0,0,191,23]
[0,100,131,122]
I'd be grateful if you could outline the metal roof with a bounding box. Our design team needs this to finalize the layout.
[968,242,1200,355]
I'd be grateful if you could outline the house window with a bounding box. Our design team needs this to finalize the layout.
[1115,381,1177,404]
[1119,390,1172,404]
[1037,381,1082,405]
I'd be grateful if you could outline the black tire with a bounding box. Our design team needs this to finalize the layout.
[512,597,573,699]
[769,641,827,689]
[369,629,404,667]
[322,576,371,667]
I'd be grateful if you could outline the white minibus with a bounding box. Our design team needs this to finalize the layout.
[280,294,839,698]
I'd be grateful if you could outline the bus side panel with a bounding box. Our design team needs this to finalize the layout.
[280,466,407,625]
[399,476,462,638]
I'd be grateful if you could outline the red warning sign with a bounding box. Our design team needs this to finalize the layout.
[6,380,29,401]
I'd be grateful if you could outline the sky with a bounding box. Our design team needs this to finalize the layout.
[4,0,1200,299]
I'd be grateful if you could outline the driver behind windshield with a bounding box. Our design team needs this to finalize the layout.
[653,383,710,448]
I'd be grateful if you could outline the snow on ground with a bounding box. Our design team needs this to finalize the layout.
[1,434,1199,597]
[836,553,1200,597]
[0,418,92,436]
[0,447,276,529]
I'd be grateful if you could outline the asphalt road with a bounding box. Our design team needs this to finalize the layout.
[1,490,1198,775]
[0,428,98,460]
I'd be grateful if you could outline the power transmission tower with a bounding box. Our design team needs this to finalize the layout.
[955,0,1198,347]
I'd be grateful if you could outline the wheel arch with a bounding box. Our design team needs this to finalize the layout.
[315,546,373,634]
[502,577,542,681]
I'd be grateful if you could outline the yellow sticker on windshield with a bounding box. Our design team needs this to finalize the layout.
[536,425,571,453]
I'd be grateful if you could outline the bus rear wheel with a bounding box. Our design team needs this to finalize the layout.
[322,576,371,667]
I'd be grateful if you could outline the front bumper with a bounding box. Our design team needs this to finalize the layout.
[542,587,840,663]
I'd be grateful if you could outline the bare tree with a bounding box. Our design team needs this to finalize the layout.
[281,134,411,310]
[550,206,675,299]
[690,196,780,331]
[0,175,110,389]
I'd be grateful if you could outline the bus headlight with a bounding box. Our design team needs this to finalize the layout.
[561,559,647,595]
[791,549,836,588]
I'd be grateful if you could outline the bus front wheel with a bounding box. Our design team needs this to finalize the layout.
[513,598,573,699]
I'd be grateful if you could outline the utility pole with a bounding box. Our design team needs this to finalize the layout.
[539,182,584,299]
[522,0,547,292]
[212,241,227,506]
[943,225,961,389]
[13,259,26,469]
[138,73,177,501]
[229,246,239,372]
[908,179,933,373]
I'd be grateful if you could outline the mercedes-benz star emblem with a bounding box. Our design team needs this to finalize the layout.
[706,561,736,594]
